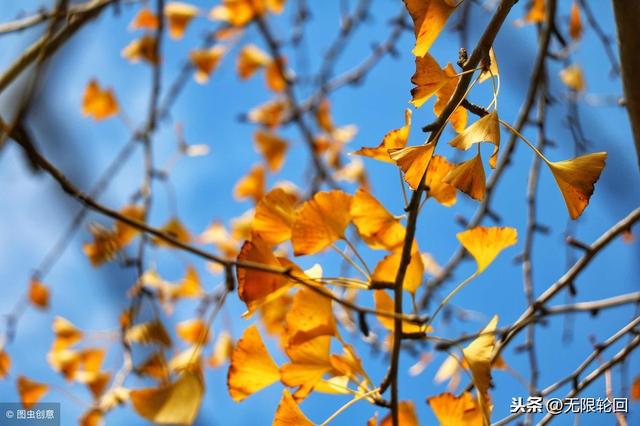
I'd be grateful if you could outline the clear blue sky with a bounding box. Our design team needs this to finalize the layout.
[0,0,639,425]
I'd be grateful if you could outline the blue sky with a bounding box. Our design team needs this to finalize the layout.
[1,0,639,425]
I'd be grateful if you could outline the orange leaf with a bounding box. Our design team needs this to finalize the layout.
[125,320,172,347]
[354,109,412,163]
[559,64,585,92]
[190,46,225,84]
[129,8,159,31]
[631,376,640,400]
[209,0,276,27]
[315,99,335,134]
[122,35,159,64]
[52,316,83,351]
[351,188,405,251]
[247,98,288,128]
[254,130,289,172]
[29,278,49,309]
[0,349,10,379]
[428,392,483,426]
[389,141,436,190]
[372,251,424,294]
[374,291,428,334]
[227,325,280,401]
[443,153,486,201]
[114,204,145,247]
[448,111,500,168]
[252,188,297,246]
[435,64,467,133]
[164,2,199,39]
[237,44,271,79]
[404,0,456,57]
[208,331,234,368]
[265,57,287,92]
[152,217,191,247]
[286,287,337,345]
[172,265,204,299]
[273,389,314,426]
[426,155,457,206]
[291,190,352,256]
[569,1,583,41]
[547,152,606,220]
[456,226,517,273]
[17,376,48,409]
[381,400,419,426]
[281,335,332,390]
[479,48,499,83]
[82,80,119,120]
[411,54,452,107]
[524,0,545,24]
[79,409,103,426]
[176,319,210,345]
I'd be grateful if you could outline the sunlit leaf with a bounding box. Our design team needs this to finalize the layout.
[389,141,436,190]
[0,349,10,379]
[478,48,499,83]
[286,287,336,345]
[443,153,486,201]
[247,98,288,128]
[136,351,169,381]
[354,109,411,163]
[372,251,424,294]
[176,319,210,345]
[234,164,266,203]
[165,2,199,39]
[28,278,49,309]
[79,408,103,426]
[559,64,585,92]
[52,316,83,351]
[411,54,452,107]
[252,188,297,246]
[82,80,119,120]
[380,400,419,426]
[255,130,289,172]
[334,157,368,188]
[122,35,159,64]
[131,371,203,425]
[524,0,545,24]
[125,320,172,347]
[404,0,456,57]
[237,44,271,78]
[448,111,500,168]
[281,335,332,390]
[428,392,483,426]
[547,152,607,220]
[569,1,583,41]
[273,389,314,426]
[173,265,204,299]
[456,226,517,273]
[425,155,457,206]
[374,291,428,334]
[114,205,145,246]
[227,325,280,401]
[631,376,640,400]
[265,57,287,92]
[17,376,48,409]
[152,217,192,247]
[129,8,159,31]
[351,188,405,251]
[291,190,352,256]
[435,64,467,133]
[190,46,225,84]
[208,331,234,368]
[209,0,283,27]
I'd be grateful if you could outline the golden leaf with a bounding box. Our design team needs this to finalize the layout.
[265,57,287,92]
[547,152,607,220]
[381,400,419,426]
[190,46,225,84]
[172,265,204,299]
[374,291,428,334]
[273,389,314,426]
[351,188,405,251]
[122,35,159,64]
[0,349,10,379]
[114,205,145,247]
[404,0,456,57]
[631,376,640,400]
[227,325,280,401]
[524,0,545,23]
[411,54,452,107]
[152,217,192,247]
[129,8,159,31]
[372,251,424,294]
[281,335,332,390]
[448,111,500,168]
[209,331,234,368]
[237,44,271,79]
[315,99,334,133]
[252,188,297,246]
[164,2,199,39]
[479,48,499,83]
[136,351,169,381]
[389,141,436,190]
[443,153,486,201]
[234,164,266,203]
[255,130,289,172]
[79,409,103,426]
[209,0,282,27]
[428,392,483,426]
[569,1,583,41]
[125,320,172,347]
[291,190,352,256]
[354,109,412,163]
[176,319,210,345]
[247,98,288,128]
[426,155,457,206]
[559,64,585,92]
[52,316,83,351]
[17,376,48,409]
[435,64,467,133]
[131,372,204,425]
[456,226,517,273]
[28,278,49,309]
[82,80,119,120]
[286,287,336,345]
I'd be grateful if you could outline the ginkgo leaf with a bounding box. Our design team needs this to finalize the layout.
[435,64,467,133]
[209,331,234,368]
[374,291,428,334]
[426,155,457,206]
[389,141,436,190]
[209,0,282,27]
[462,315,498,424]
[52,316,83,351]
[428,392,483,426]
[247,99,288,128]
[260,293,293,336]
[569,1,583,41]
[136,351,169,381]
[273,389,315,426]
[353,109,412,163]
[167,345,203,374]
[479,48,499,83]
[152,217,192,247]
[291,190,352,256]
[189,46,225,84]
[315,99,335,133]
[380,400,419,426]
[443,153,486,201]
[252,188,297,246]
[82,80,119,120]
[456,226,517,273]
[448,111,500,168]
[265,57,287,92]
[372,251,424,294]
[404,0,456,57]
[351,189,405,251]
[176,319,210,345]
[17,376,48,409]
[411,54,452,107]
[122,35,159,64]
[125,320,172,347]
[286,287,336,345]
[130,8,159,30]
[234,165,265,203]
[631,376,640,400]
[79,408,103,426]
[164,2,200,39]
[559,64,585,92]
[524,0,545,24]
[227,325,280,401]
[28,278,49,309]
[0,349,10,379]
[547,152,607,220]
[172,265,204,299]
[237,44,271,79]
[114,205,145,246]
[131,371,203,425]
[280,335,332,389]
[236,236,289,312]
[254,130,289,172]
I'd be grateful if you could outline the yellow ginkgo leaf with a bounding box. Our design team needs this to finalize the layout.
[52,316,83,351]
[547,152,607,220]
[152,217,191,247]
[236,236,289,312]
[136,351,169,381]
[404,0,456,57]
[428,392,483,426]
[435,64,467,133]
[372,251,424,294]
[209,331,234,368]
[448,111,500,168]
[273,389,315,426]
[291,190,352,256]
[28,278,49,309]
[17,376,48,409]
[265,57,287,92]
[164,2,199,39]
[209,0,282,27]
[374,291,428,334]
[631,376,640,400]
[462,315,498,424]
[254,130,289,172]
[351,188,405,251]
[129,8,159,30]
[479,48,499,83]
[122,35,159,64]
[227,325,280,401]
[114,204,145,247]
[79,408,103,426]
[560,64,585,92]
[426,155,457,206]
[189,46,225,84]
[381,400,419,426]
[569,1,583,41]
[443,153,486,201]
[247,98,288,128]
[315,99,334,134]
[234,164,265,203]
[524,0,545,24]
[176,319,210,345]
[411,54,452,107]
[354,109,412,163]
[0,349,11,379]
[125,320,172,347]
[281,335,332,390]
[131,371,204,425]
[389,141,436,190]
[286,287,336,345]
[237,44,271,79]
[259,293,292,336]
[456,226,517,273]
[172,265,203,299]
[82,80,119,120]
[252,188,297,246]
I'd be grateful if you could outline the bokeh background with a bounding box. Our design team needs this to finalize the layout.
[1,0,639,424]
